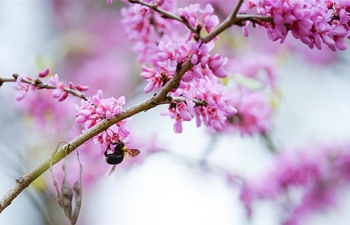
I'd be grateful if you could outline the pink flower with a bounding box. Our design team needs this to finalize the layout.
[122,2,234,133]
[247,0,350,51]
[240,143,350,224]
[201,4,219,33]
[178,4,201,28]
[75,85,89,92]
[75,90,125,127]
[173,118,183,134]
[75,90,129,152]
[12,74,31,101]
[38,68,50,78]
[75,99,98,126]
[49,74,66,100]
[121,3,178,63]
[141,65,175,93]
[162,76,237,133]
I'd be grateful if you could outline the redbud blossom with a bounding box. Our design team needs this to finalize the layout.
[240,143,350,225]
[200,4,219,33]
[75,90,129,151]
[178,4,201,28]
[162,76,237,133]
[75,90,125,127]
[76,85,89,92]
[12,74,31,101]
[94,118,131,155]
[246,0,350,51]
[38,68,50,78]
[121,3,178,63]
[121,2,233,133]
[58,91,69,102]
[49,74,67,100]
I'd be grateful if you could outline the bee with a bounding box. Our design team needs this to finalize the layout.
[104,140,140,175]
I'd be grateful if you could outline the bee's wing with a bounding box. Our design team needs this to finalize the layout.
[108,165,117,176]
[126,149,140,157]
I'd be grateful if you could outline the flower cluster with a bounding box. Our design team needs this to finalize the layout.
[121,2,221,65]
[49,74,89,102]
[239,143,350,224]
[245,0,350,51]
[178,3,219,34]
[12,74,36,101]
[121,0,179,63]
[75,90,130,153]
[163,76,237,133]
[12,68,50,101]
[122,2,236,133]
[141,40,228,90]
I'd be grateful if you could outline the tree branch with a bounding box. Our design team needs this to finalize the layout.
[202,0,273,43]
[128,0,197,33]
[0,0,273,213]
[0,74,88,101]
[127,0,273,45]
[0,57,194,213]
[159,96,207,107]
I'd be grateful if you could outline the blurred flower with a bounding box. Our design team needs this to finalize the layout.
[240,142,350,225]
[222,89,273,136]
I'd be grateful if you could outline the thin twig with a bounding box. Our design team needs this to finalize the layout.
[0,74,88,101]
[128,0,197,33]
[202,0,273,44]
[127,0,273,45]
[0,77,15,86]
[261,132,276,153]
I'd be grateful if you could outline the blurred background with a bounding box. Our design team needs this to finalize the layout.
[1,1,350,225]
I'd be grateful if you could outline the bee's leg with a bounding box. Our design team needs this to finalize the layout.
[104,144,112,157]
[104,152,113,157]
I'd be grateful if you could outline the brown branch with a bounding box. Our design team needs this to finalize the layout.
[202,13,273,43]
[128,0,197,33]
[127,0,273,45]
[202,0,243,43]
[0,57,194,214]
[202,0,273,44]
[159,96,207,107]
[232,0,244,19]
[236,14,273,23]
[0,77,16,86]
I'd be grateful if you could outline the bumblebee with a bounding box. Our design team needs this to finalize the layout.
[104,140,140,175]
